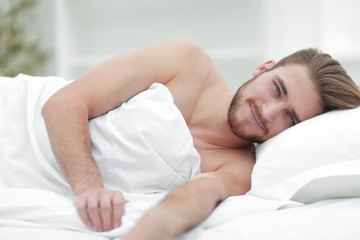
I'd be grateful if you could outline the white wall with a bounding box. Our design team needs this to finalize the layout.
[262,0,360,87]
[52,0,267,90]
[3,0,360,89]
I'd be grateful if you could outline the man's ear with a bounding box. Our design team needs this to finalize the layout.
[253,60,275,77]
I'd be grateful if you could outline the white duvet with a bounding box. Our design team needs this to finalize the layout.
[0,74,200,197]
[0,74,360,239]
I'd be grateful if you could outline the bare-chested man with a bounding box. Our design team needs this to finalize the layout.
[41,39,360,239]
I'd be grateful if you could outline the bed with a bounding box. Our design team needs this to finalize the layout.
[1,75,360,239]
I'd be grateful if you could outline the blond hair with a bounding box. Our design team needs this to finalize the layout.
[275,48,360,112]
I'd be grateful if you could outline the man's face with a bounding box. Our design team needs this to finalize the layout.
[228,64,324,143]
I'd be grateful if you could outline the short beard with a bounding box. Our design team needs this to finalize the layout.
[227,78,268,143]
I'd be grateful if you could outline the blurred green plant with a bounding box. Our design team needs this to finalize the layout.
[0,0,50,77]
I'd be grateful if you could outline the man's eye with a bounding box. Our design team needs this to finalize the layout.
[274,83,281,96]
[288,112,296,126]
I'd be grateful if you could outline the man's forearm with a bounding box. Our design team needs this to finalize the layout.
[124,174,227,239]
[42,96,103,194]
[42,96,126,232]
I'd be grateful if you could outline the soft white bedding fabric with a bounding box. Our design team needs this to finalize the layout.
[1,74,360,239]
[0,74,72,196]
[0,188,165,239]
[1,188,360,240]
[0,74,200,197]
[90,82,201,193]
[191,197,360,240]
[248,107,360,203]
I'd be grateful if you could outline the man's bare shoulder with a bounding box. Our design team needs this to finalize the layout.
[165,42,227,121]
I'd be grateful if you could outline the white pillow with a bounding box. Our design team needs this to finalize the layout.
[247,107,360,203]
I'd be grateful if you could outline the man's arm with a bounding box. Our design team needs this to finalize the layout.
[123,148,255,240]
[41,39,212,231]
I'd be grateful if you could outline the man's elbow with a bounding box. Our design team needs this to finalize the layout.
[41,95,56,121]
[41,91,65,120]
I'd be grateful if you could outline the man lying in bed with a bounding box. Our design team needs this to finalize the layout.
[41,39,360,239]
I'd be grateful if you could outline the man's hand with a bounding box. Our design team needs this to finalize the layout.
[74,189,126,232]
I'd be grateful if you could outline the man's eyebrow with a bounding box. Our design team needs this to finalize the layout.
[276,75,302,123]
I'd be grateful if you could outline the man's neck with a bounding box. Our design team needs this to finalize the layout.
[188,90,252,150]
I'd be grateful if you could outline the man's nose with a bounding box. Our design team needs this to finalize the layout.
[262,101,285,123]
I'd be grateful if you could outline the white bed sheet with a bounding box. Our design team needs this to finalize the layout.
[0,226,109,240]
[192,197,360,240]
[0,188,164,239]
[1,188,359,240]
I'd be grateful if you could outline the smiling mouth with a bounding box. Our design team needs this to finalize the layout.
[249,100,270,135]
[250,103,263,130]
